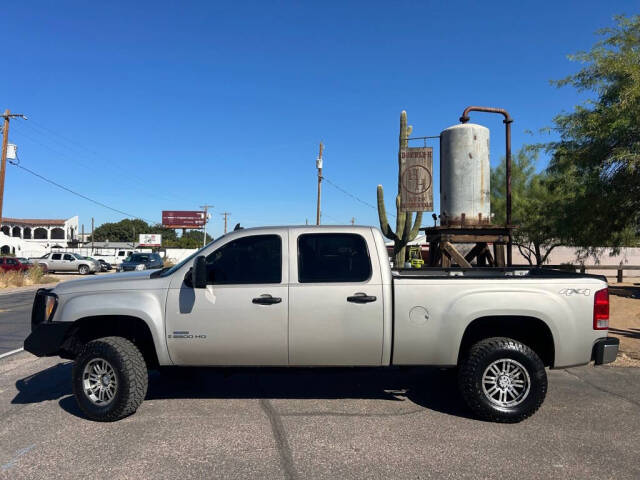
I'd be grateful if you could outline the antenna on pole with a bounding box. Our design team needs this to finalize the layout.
[316,142,323,225]
[199,204,214,246]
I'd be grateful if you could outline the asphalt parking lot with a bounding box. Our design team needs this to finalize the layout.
[1,352,639,479]
[0,290,34,355]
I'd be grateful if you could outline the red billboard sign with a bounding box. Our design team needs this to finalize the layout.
[162,210,206,229]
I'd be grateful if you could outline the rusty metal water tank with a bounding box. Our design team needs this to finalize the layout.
[440,123,491,225]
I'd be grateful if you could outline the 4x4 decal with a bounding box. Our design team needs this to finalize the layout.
[559,288,591,296]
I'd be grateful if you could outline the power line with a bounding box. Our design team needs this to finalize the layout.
[9,157,157,224]
[13,118,201,206]
[322,175,396,218]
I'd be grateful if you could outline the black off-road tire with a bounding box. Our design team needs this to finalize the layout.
[72,336,148,421]
[39,263,49,273]
[458,337,547,423]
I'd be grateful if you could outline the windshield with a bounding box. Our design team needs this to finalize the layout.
[157,236,221,277]
[127,254,150,262]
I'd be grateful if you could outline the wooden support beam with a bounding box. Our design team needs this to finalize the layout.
[441,250,451,267]
[483,245,495,266]
[464,243,485,263]
[494,244,505,267]
[442,241,472,268]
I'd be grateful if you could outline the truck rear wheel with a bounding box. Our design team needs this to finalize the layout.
[78,264,90,275]
[72,336,148,421]
[458,337,547,423]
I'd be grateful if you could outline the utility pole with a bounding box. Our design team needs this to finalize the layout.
[351,217,355,225]
[316,142,323,225]
[0,110,27,224]
[91,217,94,254]
[220,212,231,234]
[200,204,214,246]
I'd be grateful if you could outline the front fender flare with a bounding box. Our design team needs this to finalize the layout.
[56,291,171,365]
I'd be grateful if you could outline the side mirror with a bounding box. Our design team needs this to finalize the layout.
[192,255,207,288]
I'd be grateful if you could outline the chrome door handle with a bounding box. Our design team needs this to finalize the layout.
[347,292,377,304]
[252,294,282,305]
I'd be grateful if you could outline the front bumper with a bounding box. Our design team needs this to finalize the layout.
[24,322,73,357]
[592,337,620,365]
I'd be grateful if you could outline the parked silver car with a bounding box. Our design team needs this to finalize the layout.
[36,252,100,275]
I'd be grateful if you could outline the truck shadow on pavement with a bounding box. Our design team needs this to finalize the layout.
[12,362,475,420]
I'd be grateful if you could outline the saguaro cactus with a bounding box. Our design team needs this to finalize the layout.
[377,110,423,267]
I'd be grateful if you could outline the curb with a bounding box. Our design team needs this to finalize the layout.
[0,284,52,296]
[0,348,24,360]
[0,286,39,296]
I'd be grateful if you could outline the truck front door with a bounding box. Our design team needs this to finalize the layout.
[165,231,289,366]
[288,229,385,366]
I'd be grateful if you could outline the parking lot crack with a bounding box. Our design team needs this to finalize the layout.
[1,444,36,472]
[259,399,298,480]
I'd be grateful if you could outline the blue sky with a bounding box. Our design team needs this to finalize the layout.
[1,1,630,237]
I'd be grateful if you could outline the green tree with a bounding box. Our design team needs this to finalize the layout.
[164,229,213,248]
[91,219,177,244]
[545,14,640,248]
[491,148,570,265]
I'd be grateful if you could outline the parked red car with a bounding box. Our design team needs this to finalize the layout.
[0,257,30,272]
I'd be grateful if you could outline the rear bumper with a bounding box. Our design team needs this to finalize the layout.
[592,337,620,365]
[24,322,73,357]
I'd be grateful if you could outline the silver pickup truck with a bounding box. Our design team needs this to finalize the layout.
[25,225,618,422]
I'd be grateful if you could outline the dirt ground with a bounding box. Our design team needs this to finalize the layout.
[608,282,640,366]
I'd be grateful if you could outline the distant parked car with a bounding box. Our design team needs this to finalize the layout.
[97,258,112,272]
[118,253,163,272]
[0,256,30,272]
[16,257,33,266]
[37,252,100,275]
[85,257,111,272]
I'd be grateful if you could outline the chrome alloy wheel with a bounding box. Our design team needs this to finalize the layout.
[82,358,118,406]
[481,358,531,408]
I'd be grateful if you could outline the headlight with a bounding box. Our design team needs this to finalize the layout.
[135,264,146,271]
[44,295,57,322]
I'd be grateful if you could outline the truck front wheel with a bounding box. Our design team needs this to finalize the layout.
[72,336,148,421]
[458,337,547,423]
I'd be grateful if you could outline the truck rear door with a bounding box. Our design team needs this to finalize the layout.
[288,228,385,365]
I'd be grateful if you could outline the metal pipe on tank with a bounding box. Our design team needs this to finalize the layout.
[459,106,513,266]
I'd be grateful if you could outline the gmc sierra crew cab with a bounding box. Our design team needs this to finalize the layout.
[24,225,619,422]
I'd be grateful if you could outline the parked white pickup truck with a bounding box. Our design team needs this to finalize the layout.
[25,226,618,422]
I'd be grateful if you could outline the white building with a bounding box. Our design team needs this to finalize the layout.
[0,216,79,257]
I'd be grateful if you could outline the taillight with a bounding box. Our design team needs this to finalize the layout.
[593,288,609,330]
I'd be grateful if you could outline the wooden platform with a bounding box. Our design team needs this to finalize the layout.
[422,225,513,267]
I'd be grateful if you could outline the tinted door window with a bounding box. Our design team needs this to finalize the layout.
[206,235,281,285]
[298,233,371,283]
[6,258,17,265]
[63,254,74,261]
[51,254,62,260]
